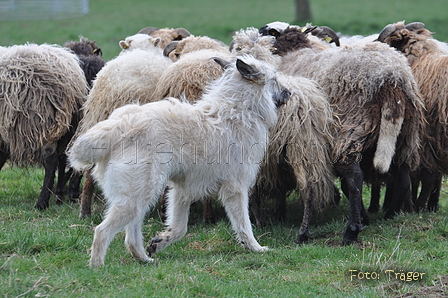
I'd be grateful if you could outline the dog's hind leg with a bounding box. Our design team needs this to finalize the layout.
[220,182,269,252]
[125,210,154,263]
[147,187,191,256]
[90,198,151,267]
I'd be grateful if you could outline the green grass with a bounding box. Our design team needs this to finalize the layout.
[1,0,448,297]
[1,167,447,297]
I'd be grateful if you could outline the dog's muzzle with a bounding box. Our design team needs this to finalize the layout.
[274,88,291,108]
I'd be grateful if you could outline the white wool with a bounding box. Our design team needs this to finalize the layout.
[69,55,285,266]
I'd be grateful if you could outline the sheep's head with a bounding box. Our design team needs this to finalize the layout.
[64,36,102,57]
[376,21,432,52]
[259,21,290,37]
[306,24,340,46]
[272,26,312,56]
[230,27,276,54]
[119,34,161,51]
[138,27,192,49]
[164,36,228,62]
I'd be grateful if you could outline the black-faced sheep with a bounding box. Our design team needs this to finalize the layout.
[261,25,424,243]
[0,43,88,209]
[377,21,448,212]
[62,37,106,202]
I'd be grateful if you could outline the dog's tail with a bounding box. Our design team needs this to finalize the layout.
[373,85,405,173]
[68,120,119,171]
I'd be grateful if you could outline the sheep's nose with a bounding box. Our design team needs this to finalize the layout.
[275,89,291,107]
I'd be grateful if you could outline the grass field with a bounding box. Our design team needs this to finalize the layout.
[1,0,448,297]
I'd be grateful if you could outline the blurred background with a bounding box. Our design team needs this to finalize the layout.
[1,0,447,61]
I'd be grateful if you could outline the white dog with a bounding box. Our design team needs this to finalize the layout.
[69,55,290,267]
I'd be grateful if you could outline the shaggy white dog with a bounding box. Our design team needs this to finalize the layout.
[68,55,290,267]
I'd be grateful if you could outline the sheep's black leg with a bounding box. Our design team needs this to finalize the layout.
[368,182,381,213]
[202,197,215,224]
[55,154,69,205]
[296,187,313,244]
[382,180,394,211]
[414,170,439,212]
[35,153,58,210]
[336,162,364,245]
[332,184,341,206]
[384,165,410,219]
[68,170,82,202]
[249,185,266,227]
[427,175,441,212]
[0,149,9,171]
[273,185,288,222]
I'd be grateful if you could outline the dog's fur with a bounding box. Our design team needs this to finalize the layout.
[68,55,289,267]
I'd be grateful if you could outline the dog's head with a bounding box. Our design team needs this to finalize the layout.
[213,55,290,108]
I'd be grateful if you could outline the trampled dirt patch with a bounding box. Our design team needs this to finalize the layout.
[395,275,447,298]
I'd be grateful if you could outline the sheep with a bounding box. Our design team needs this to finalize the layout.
[261,25,424,243]
[137,27,192,49]
[0,43,88,209]
[61,37,106,202]
[77,35,171,143]
[376,21,448,212]
[119,33,165,52]
[68,55,290,267]
[230,27,336,243]
[163,35,229,62]
[153,36,231,102]
[76,35,172,218]
[259,22,340,49]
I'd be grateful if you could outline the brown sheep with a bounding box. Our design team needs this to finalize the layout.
[0,43,88,209]
[261,26,424,244]
[377,21,448,212]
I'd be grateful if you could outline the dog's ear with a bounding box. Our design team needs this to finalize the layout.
[236,58,262,81]
[212,57,232,70]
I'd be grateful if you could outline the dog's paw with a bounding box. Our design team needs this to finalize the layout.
[146,234,171,257]
[258,246,270,252]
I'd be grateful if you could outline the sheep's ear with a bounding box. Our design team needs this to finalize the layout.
[151,37,162,47]
[119,40,129,50]
[213,57,232,70]
[236,58,262,81]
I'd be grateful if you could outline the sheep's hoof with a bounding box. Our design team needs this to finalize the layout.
[368,205,379,214]
[295,233,309,245]
[34,202,49,210]
[342,224,361,245]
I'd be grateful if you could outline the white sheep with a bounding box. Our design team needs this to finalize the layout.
[76,35,172,218]
[137,27,192,49]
